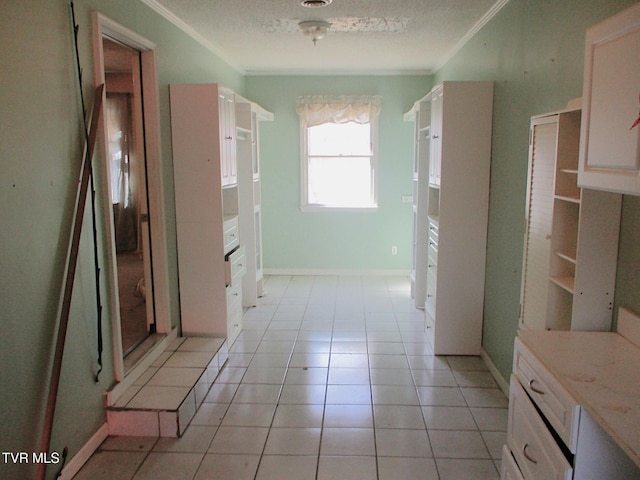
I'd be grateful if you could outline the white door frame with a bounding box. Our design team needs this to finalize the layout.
[91,12,172,383]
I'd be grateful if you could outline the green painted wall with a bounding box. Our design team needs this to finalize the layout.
[245,75,431,272]
[0,1,243,478]
[433,0,640,382]
[3,1,640,478]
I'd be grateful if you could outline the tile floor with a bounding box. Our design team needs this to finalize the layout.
[74,275,508,480]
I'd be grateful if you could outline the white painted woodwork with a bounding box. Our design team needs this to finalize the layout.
[236,95,273,306]
[404,94,431,308]
[521,116,557,331]
[420,81,494,355]
[520,107,621,332]
[502,331,640,479]
[578,2,640,196]
[170,83,242,337]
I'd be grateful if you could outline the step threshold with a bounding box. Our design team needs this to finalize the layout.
[106,336,228,438]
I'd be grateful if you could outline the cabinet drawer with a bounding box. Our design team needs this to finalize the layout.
[501,445,525,480]
[227,304,242,345]
[225,245,246,286]
[223,216,239,253]
[508,376,573,480]
[428,238,438,260]
[226,281,242,311]
[513,338,580,452]
[426,270,437,316]
[428,222,439,243]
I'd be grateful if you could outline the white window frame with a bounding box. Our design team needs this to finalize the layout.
[300,116,379,213]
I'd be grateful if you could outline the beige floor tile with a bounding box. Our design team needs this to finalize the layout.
[194,454,260,480]
[221,403,275,427]
[285,367,329,384]
[377,457,439,480]
[470,407,508,431]
[429,430,490,459]
[373,405,425,429]
[256,455,318,480]
[317,456,377,480]
[208,426,269,454]
[325,384,371,404]
[422,406,477,430]
[153,425,217,453]
[264,427,322,455]
[320,428,375,456]
[436,458,499,480]
[327,367,371,385]
[323,404,373,428]
[279,384,327,404]
[372,385,420,405]
[417,386,467,406]
[131,452,203,480]
[272,404,325,427]
[73,451,147,480]
[375,428,432,457]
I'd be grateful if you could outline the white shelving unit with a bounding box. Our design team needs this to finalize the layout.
[404,94,431,309]
[520,106,622,332]
[410,81,494,355]
[235,94,273,307]
[169,83,247,343]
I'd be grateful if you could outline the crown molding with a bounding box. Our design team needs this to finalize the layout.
[139,0,246,75]
[434,0,510,73]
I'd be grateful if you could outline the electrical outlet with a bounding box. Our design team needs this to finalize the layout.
[391,246,398,255]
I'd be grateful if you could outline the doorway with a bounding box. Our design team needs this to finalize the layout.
[93,12,172,384]
[103,37,155,357]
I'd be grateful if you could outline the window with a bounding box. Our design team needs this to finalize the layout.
[297,95,381,211]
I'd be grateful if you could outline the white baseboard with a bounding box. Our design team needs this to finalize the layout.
[57,422,109,480]
[263,268,411,276]
[480,347,509,397]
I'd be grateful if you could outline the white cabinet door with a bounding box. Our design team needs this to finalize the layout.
[219,88,237,186]
[429,86,443,187]
[579,3,640,195]
[521,116,557,331]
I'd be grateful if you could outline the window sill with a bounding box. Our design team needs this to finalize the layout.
[301,204,378,213]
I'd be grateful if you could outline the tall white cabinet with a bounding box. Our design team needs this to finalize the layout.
[235,95,273,307]
[520,105,622,332]
[170,83,249,343]
[404,94,431,309]
[409,81,494,355]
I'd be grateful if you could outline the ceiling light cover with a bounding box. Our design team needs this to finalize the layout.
[299,20,331,45]
[301,0,333,7]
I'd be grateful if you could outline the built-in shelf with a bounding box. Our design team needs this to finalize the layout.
[550,275,575,294]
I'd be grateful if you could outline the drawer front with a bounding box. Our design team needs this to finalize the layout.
[223,217,240,253]
[426,270,437,316]
[226,281,242,311]
[428,238,438,261]
[501,445,525,480]
[227,304,242,345]
[513,339,580,452]
[428,222,439,243]
[508,376,573,480]
[225,245,246,286]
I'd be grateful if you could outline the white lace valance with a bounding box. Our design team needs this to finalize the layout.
[296,95,382,126]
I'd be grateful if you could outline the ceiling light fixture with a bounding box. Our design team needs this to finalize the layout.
[299,20,331,46]
[300,0,332,7]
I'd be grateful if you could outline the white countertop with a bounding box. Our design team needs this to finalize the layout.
[518,330,640,468]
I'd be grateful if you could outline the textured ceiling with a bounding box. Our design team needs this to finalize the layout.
[143,0,508,75]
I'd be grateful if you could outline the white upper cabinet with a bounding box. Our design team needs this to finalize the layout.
[219,87,238,187]
[578,3,640,195]
[429,86,443,187]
